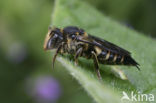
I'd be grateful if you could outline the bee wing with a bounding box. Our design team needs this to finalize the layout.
[78,34,131,55]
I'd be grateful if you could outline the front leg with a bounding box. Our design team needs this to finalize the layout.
[74,47,83,65]
[91,51,102,80]
[52,43,64,69]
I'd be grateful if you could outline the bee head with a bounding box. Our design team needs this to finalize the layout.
[44,27,63,50]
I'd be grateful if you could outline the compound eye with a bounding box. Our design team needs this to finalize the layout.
[71,34,76,40]
[53,33,58,38]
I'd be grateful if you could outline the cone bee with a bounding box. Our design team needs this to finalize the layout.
[44,26,140,80]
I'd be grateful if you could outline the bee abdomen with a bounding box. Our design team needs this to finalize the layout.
[122,55,139,66]
[98,51,139,66]
[97,51,115,62]
[98,51,117,62]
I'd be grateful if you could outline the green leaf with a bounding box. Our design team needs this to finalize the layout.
[57,57,121,103]
[51,0,156,102]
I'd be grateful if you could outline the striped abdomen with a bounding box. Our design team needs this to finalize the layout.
[97,50,139,67]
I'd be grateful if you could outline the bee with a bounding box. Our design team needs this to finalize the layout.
[44,26,140,80]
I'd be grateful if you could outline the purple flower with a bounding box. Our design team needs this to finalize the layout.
[26,76,62,103]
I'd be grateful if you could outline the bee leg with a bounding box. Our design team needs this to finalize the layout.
[91,51,102,80]
[52,44,63,69]
[74,48,83,65]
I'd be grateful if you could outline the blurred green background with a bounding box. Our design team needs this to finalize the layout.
[0,0,156,103]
